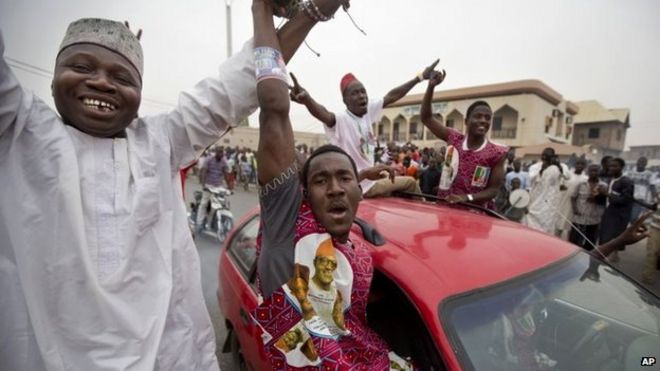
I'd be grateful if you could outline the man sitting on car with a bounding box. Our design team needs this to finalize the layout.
[249,0,414,369]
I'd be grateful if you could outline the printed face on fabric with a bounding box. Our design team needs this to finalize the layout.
[466,105,492,138]
[342,80,369,117]
[53,44,142,137]
[305,152,362,242]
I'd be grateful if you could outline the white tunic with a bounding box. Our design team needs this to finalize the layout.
[0,29,257,371]
[524,162,564,234]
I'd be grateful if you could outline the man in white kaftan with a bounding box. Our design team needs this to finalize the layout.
[524,148,567,235]
[0,11,329,369]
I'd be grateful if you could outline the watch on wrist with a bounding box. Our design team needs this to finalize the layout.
[467,194,474,202]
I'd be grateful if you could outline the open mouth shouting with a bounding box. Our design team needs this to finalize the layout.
[327,202,349,220]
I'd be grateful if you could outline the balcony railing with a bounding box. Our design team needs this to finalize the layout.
[491,128,517,139]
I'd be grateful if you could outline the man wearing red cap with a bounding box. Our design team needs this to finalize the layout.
[290,60,440,197]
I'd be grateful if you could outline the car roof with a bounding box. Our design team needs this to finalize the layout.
[354,197,577,305]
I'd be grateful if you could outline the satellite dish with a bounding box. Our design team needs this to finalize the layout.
[508,189,530,209]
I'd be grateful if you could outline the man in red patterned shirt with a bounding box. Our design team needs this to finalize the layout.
[420,72,508,208]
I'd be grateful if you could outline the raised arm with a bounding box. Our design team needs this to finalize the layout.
[383,59,439,107]
[289,72,336,127]
[254,0,343,185]
[420,70,448,141]
[253,0,293,185]
[158,0,343,172]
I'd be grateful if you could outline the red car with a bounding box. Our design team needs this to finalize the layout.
[218,197,660,370]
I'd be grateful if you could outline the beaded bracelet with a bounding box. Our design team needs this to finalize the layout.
[302,0,333,22]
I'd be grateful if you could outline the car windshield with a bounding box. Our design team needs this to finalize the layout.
[442,253,660,371]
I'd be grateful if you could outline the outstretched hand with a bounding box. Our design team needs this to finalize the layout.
[618,211,651,246]
[360,164,395,183]
[446,194,467,204]
[289,73,309,104]
[422,59,440,80]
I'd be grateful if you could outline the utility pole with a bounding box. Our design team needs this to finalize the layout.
[225,0,233,57]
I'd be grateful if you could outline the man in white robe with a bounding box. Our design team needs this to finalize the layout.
[0,4,344,369]
[525,148,566,235]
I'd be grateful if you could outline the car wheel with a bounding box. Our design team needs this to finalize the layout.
[229,329,248,371]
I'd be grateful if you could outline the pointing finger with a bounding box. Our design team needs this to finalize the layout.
[427,58,440,70]
[290,72,299,87]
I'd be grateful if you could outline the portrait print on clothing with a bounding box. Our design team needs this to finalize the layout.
[253,233,355,367]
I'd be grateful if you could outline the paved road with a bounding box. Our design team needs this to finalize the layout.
[184,174,660,370]
[184,176,258,371]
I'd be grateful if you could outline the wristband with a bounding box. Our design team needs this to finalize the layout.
[467,194,474,202]
[254,47,288,84]
[416,72,424,82]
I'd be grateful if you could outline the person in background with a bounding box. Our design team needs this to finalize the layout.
[642,176,660,284]
[288,60,440,198]
[627,156,657,223]
[402,156,418,179]
[504,149,516,173]
[419,157,442,195]
[505,158,529,191]
[557,158,588,238]
[569,164,607,250]
[599,158,635,261]
[238,154,252,191]
[525,148,565,234]
[599,155,613,184]
[196,149,231,230]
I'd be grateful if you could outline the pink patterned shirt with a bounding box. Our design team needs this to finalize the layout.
[437,128,508,208]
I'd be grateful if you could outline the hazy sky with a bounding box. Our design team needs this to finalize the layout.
[2,0,659,147]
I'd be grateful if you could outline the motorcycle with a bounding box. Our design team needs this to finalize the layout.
[189,186,234,242]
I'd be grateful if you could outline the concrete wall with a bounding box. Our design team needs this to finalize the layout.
[572,121,626,156]
[215,126,327,151]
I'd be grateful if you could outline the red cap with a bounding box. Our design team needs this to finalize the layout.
[340,73,358,95]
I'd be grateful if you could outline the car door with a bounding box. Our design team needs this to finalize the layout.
[220,214,268,369]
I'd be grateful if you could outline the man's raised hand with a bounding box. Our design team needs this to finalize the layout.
[618,211,652,246]
[359,164,395,183]
[422,59,440,80]
[428,69,447,88]
[289,73,309,104]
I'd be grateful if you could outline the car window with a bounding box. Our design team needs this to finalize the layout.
[227,215,259,284]
[441,253,660,371]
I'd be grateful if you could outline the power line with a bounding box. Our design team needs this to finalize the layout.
[6,56,53,75]
[6,62,53,79]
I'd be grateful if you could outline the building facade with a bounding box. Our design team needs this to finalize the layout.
[571,100,630,158]
[215,126,327,151]
[373,80,580,149]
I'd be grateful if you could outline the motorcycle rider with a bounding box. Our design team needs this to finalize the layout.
[196,149,231,231]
